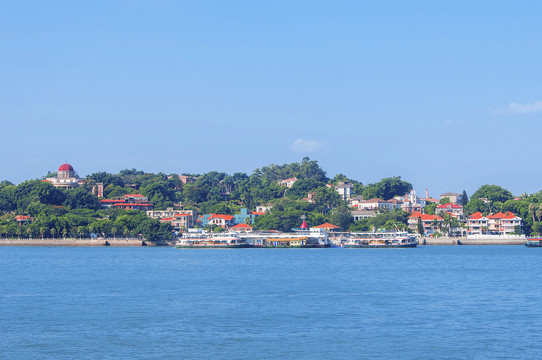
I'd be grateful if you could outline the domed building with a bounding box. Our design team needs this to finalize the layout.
[45,163,85,189]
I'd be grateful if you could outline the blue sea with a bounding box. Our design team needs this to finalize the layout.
[1,246,541,359]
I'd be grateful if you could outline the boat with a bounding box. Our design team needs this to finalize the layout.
[260,237,321,248]
[343,230,418,248]
[175,236,248,248]
[525,238,542,247]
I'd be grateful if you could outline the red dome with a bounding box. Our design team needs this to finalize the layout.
[300,220,309,229]
[58,163,74,172]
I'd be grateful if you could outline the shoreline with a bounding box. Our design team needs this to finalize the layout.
[0,237,529,247]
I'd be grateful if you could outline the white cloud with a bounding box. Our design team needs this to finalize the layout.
[289,139,326,153]
[506,101,542,114]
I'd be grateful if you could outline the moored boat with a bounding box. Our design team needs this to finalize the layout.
[343,231,418,248]
[175,236,248,248]
[525,238,542,247]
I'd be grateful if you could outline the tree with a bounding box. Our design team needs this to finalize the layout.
[417,217,424,235]
[329,206,353,231]
[471,185,513,204]
[439,197,451,205]
[424,203,437,215]
[362,177,412,200]
[461,190,469,206]
[51,228,56,239]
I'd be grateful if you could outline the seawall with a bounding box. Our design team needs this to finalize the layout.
[0,238,173,247]
[421,237,527,245]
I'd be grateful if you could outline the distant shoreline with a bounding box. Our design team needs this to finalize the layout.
[0,238,528,246]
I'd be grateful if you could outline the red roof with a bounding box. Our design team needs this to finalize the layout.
[313,222,340,229]
[122,194,145,198]
[209,214,234,221]
[58,163,74,172]
[14,215,30,220]
[487,211,516,219]
[409,212,443,221]
[469,212,485,220]
[251,211,266,215]
[231,223,253,230]
[436,203,462,209]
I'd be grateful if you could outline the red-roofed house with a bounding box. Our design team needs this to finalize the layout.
[487,212,522,235]
[408,213,443,233]
[14,215,32,225]
[313,223,340,232]
[467,212,489,235]
[436,203,464,220]
[231,223,253,232]
[208,214,235,228]
[100,193,154,211]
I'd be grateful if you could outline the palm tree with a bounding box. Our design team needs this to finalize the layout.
[62,227,68,239]
[16,227,21,239]
[51,228,56,240]
[529,203,537,223]
[111,227,117,240]
[123,227,129,239]
[26,227,32,239]
[536,204,542,223]
[88,225,94,238]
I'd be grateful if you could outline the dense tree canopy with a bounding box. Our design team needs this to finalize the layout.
[362,177,413,201]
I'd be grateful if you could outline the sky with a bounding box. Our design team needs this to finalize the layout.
[1,1,542,197]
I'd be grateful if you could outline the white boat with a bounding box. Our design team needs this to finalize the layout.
[343,230,418,248]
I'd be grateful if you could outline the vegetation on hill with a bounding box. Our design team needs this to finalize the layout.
[3,159,542,237]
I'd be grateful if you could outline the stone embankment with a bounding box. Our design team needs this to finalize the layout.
[421,237,527,245]
[0,238,174,247]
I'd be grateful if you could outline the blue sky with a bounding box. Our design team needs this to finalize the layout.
[1,1,541,197]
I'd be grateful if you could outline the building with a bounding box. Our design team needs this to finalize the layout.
[256,204,273,213]
[408,213,443,234]
[467,211,522,235]
[436,203,464,220]
[348,195,364,208]
[487,212,522,235]
[312,223,341,232]
[351,209,377,221]
[335,181,354,200]
[100,194,154,211]
[44,163,85,189]
[230,223,253,232]
[440,192,463,205]
[277,178,298,188]
[357,198,395,212]
[467,212,489,235]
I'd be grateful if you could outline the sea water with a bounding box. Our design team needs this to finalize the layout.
[1,246,541,359]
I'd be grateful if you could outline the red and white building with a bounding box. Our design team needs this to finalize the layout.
[436,203,464,220]
[230,223,253,232]
[207,214,235,228]
[100,194,154,211]
[357,198,395,211]
[468,211,522,235]
[44,163,85,189]
[408,213,444,233]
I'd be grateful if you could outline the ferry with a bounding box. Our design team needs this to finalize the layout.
[525,238,542,247]
[175,236,248,248]
[260,237,323,248]
[343,230,418,248]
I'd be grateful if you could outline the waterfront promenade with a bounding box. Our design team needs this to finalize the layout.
[0,237,529,246]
